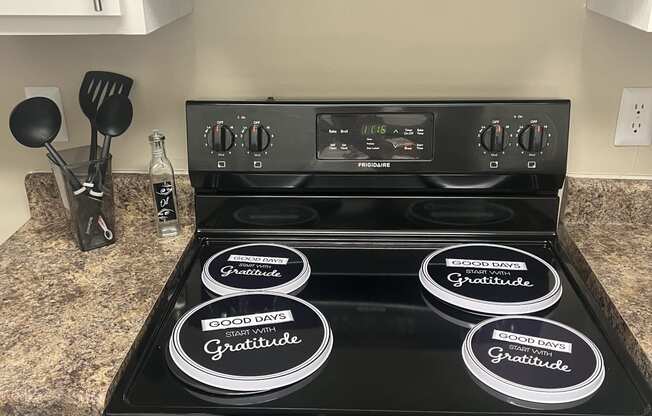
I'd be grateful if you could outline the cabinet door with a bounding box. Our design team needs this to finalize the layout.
[0,0,121,16]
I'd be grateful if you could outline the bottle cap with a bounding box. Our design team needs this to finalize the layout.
[149,129,166,142]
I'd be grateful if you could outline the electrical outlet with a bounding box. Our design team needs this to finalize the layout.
[614,87,652,146]
[24,86,69,143]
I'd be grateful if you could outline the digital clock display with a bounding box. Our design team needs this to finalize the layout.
[361,124,387,135]
[316,113,434,161]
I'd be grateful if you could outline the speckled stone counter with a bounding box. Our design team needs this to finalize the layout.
[0,173,194,416]
[560,177,652,386]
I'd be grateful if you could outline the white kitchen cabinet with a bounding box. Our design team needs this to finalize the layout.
[0,0,192,35]
[587,0,652,32]
[0,0,121,16]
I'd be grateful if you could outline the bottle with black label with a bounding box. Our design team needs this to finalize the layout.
[148,129,180,237]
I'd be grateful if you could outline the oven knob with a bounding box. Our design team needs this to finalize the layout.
[246,124,271,153]
[210,123,235,152]
[479,124,505,153]
[518,123,545,153]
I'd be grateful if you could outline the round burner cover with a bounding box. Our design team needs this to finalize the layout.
[202,243,310,295]
[419,244,562,315]
[462,316,604,404]
[168,292,332,392]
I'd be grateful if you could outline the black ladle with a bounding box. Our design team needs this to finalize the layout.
[90,94,133,197]
[9,97,85,195]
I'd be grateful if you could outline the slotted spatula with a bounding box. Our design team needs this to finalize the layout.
[79,71,133,182]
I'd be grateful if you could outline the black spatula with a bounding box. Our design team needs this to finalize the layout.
[79,71,133,180]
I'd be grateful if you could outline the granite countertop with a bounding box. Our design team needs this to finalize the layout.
[559,177,652,386]
[0,174,650,415]
[0,173,194,415]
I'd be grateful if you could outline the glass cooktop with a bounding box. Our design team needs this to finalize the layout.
[106,239,651,416]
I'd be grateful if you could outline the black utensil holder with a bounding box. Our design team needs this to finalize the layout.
[48,146,115,251]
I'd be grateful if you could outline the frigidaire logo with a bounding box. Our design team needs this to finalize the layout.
[358,162,391,168]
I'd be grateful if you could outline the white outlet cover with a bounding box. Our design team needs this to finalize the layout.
[24,86,69,143]
[615,87,652,146]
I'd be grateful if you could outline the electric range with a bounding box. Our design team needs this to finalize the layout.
[104,100,652,415]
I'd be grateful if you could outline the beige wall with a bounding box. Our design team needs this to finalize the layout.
[1,0,652,242]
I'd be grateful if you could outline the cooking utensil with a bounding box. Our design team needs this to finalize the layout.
[97,215,113,241]
[79,71,133,181]
[96,94,133,158]
[9,97,86,195]
[10,97,114,251]
[89,94,133,197]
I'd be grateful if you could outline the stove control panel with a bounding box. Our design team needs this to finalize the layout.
[188,100,569,174]
[475,114,559,170]
[316,113,434,161]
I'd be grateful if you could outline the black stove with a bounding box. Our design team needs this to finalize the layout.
[104,100,652,415]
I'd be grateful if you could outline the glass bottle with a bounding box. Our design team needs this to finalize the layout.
[149,129,180,237]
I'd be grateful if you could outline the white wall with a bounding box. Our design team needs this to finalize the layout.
[1,0,651,242]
